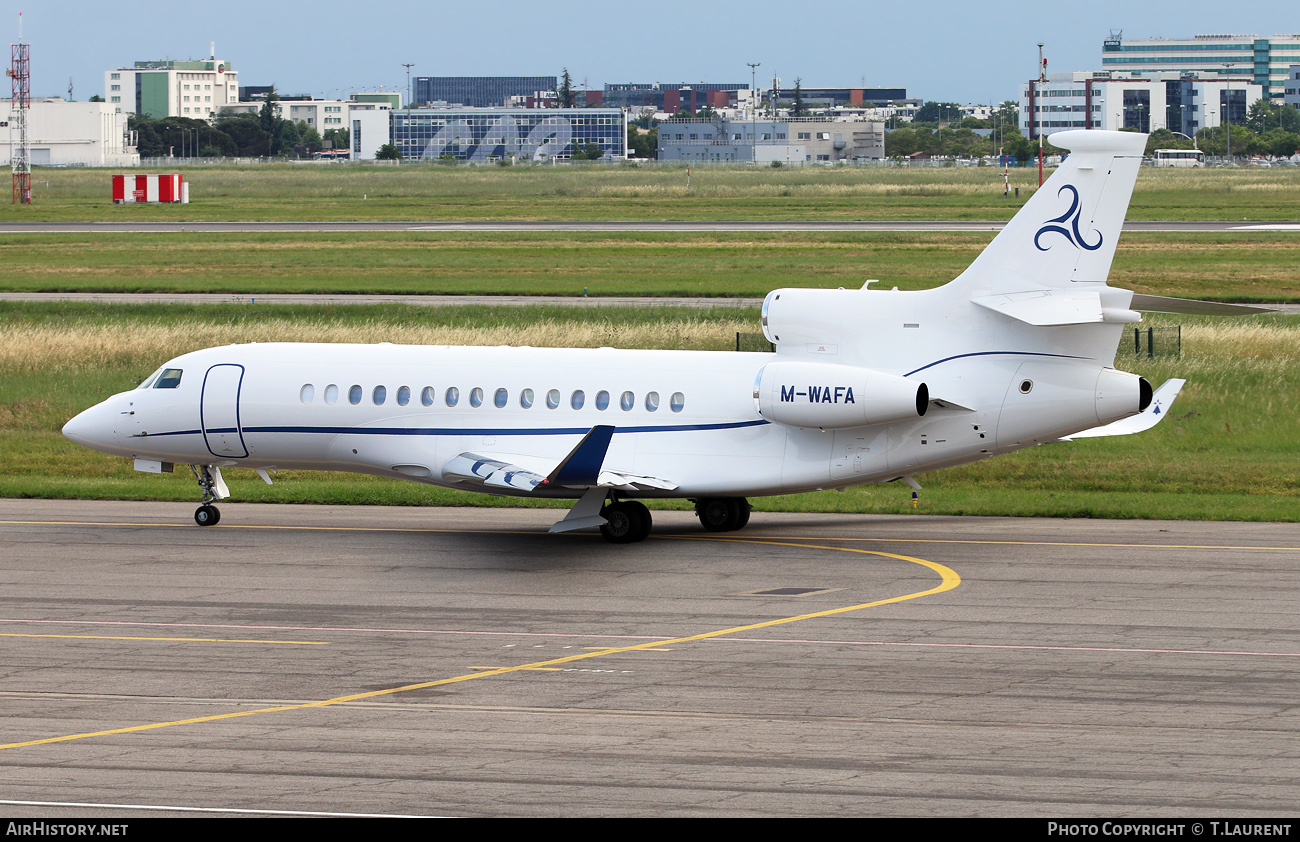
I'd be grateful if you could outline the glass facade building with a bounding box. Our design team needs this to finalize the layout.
[412,76,557,107]
[1102,34,1300,101]
[391,107,627,161]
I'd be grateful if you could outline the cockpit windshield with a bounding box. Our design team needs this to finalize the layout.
[155,368,183,389]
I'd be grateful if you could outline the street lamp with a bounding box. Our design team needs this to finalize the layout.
[747,62,760,164]
[1222,63,1236,164]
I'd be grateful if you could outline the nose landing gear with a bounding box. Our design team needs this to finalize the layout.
[190,465,229,527]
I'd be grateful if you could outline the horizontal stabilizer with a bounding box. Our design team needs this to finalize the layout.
[1067,379,1186,439]
[972,289,1140,326]
[1129,295,1277,316]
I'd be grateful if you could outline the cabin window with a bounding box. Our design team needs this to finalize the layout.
[324,384,339,404]
[445,387,459,407]
[421,387,435,407]
[595,390,610,411]
[494,388,508,408]
[670,392,685,412]
[470,387,484,407]
[520,388,535,409]
[373,385,387,405]
[397,386,410,406]
[546,389,560,409]
[155,368,183,389]
[300,384,315,404]
[645,391,660,412]
[571,390,585,410]
[349,385,363,405]
[620,391,634,411]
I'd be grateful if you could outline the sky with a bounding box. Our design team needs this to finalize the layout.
[10,2,1294,106]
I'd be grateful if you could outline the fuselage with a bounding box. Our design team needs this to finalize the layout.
[62,328,1143,500]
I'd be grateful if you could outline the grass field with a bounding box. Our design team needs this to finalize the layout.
[2,302,1295,522]
[2,162,1299,222]
[0,231,1297,302]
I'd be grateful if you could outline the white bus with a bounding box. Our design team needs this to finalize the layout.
[1153,148,1204,168]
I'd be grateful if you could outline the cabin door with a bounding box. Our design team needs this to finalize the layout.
[201,364,248,459]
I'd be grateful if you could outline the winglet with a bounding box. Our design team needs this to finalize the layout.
[543,425,615,488]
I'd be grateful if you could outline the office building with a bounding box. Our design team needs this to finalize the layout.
[412,77,557,108]
[1102,33,1300,102]
[384,106,626,161]
[657,116,885,164]
[1022,70,1262,138]
[105,57,239,119]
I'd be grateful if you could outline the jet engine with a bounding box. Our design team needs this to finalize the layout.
[754,361,928,430]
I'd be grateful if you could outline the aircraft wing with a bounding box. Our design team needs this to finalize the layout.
[1065,379,1186,439]
[440,425,678,493]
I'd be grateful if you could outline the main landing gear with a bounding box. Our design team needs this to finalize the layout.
[599,499,652,544]
[594,496,753,543]
[694,497,751,533]
[190,465,227,527]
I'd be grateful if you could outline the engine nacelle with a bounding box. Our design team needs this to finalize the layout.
[754,361,929,430]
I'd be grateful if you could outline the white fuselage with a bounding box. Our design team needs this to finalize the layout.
[63,304,1140,501]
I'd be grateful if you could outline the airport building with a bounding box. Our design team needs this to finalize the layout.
[379,106,626,162]
[1021,71,1263,138]
[1101,33,1300,102]
[221,95,395,132]
[1286,66,1300,110]
[411,76,557,108]
[603,82,750,113]
[105,57,239,119]
[0,98,138,166]
[657,116,885,164]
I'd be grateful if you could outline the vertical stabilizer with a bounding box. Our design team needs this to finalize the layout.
[949,130,1146,296]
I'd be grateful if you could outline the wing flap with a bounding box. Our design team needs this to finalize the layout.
[440,425,678,494]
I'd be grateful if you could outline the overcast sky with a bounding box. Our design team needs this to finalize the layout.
[13,2,1293,105]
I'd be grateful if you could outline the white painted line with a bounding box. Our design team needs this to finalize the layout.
[0,799,448,818]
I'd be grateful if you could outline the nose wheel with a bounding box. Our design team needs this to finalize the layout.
[190,464,228,527]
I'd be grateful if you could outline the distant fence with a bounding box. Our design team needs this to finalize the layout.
[1130,326,1181,358]
[736,332,775,352]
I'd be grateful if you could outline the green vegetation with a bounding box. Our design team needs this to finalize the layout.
[0,230,1295,302]
[1,303,1296,522]
[5,163,1300,222]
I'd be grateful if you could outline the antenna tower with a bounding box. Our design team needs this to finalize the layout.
[9,13,30,204]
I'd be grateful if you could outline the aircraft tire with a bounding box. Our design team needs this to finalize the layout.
[600,501,648,544]
[696,497,745,532]
[195,505,221,526]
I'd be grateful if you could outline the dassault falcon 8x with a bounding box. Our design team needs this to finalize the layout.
[63,130,1257,542]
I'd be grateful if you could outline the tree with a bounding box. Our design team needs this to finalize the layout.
[913,101,963,125]
[375,143,401,161]
[559,68,575,108]
[323,127,349,152]
[792,78,806,118]
[89,94,104,103]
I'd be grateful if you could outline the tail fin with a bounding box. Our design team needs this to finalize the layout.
[949,130,1146,297]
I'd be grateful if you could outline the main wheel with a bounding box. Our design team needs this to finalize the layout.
[195,504,221,526]
[600,501,650,544]
[695,497,750,532]
[696,497,740,532]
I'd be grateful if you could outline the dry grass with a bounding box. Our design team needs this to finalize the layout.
[0,317,754,374]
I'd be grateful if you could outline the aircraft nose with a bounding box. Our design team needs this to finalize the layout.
[62,401,120,453]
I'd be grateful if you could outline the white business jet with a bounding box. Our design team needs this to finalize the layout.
[62,130,1260,542]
